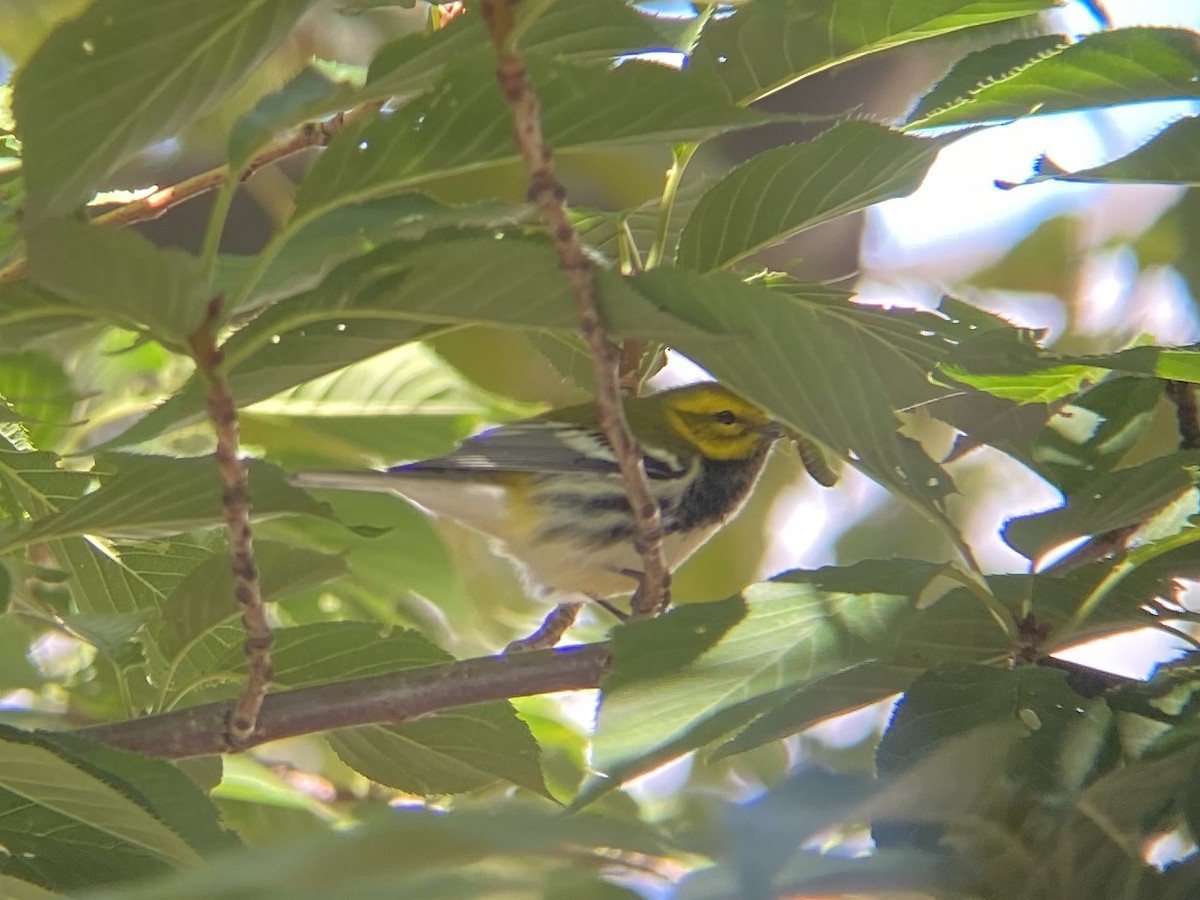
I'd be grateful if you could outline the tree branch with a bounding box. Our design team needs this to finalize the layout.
[74,643,611,759]
[0,102,379,285]
[189,296,272,746]
[480,0,670,617]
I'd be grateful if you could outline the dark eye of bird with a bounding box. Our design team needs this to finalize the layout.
[713,410,737,426]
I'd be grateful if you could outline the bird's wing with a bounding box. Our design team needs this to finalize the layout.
[393,421,689,480]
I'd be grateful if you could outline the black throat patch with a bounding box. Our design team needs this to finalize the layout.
[664,448,771,534]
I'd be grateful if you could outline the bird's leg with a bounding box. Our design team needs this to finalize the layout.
[617,567,671,615]
[593,598,629,622]
[504,601,583,653]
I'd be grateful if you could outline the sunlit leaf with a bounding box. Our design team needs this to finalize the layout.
[594,580,911,772]
[689,0,1055,105]
[1002,451,1200,561]
[677,122,950,272]
[907,28,1200,129]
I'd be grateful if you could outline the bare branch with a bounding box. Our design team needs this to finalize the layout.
[188,296,272,746]
[0,102,380,285]
[75,644,611,759]
[480,0,670,617]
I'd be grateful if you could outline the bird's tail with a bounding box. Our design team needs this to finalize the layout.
[288,470,401,493]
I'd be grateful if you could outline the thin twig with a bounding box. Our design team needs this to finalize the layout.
[480,0,670,617]
[0,102,380,285]
[188,296,272,746]
[73,643,611,758]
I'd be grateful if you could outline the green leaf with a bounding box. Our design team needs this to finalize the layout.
[159,620,446,711]
[574,173,715,266]
[59,536,211,619]
[688,0,1055,106]
[713,662,920,761]
[573,690,792,811]
[0,725,199,891]
[0,455,332,554]
[108,233,695,447]
[0,614,41,690]
[932,389,1054,469]
[691,769,881,899]
[677,122,949,272]
[1002,451,1200,561]
[62,609,153,659]
[228,65,358,172]
[0,283,96,353]
[602,596,747,691]
[1008,541,1200,648]
[24,219,207,348]
[1031,375,1163,494]
[292,54,765,230]
[907,28,1200,130]
[905,33,1066,125]
[1051,742,1200,898]
[163,620,548,795]
[245,621,449,686]
[710,558,1010,760]
[0,449,94,516]
[628,269,957,521]
[0,350,79,450]
[680,844,967,900]
[593,579,911,772]
[941,361,1107,404]
[1003,116,1200,187]
[878,665,1113,795]
[104,320,442,451]
[257,484,459,607]
[242,342,534,466]
[328,704,548,797]
[365,0,666,101]
[219,195,530,315]
[151,542,348,663]
[0,875,66,900]
[15,0,318,221]
[33,731,240,857]
[80,801,672,899]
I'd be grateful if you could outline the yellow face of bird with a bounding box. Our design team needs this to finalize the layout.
[661,385,779,461]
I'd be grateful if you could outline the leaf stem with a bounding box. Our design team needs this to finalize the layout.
[199,181,238,284]
[644,142,696,270]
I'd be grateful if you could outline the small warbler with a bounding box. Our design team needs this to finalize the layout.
[289,382,783,599]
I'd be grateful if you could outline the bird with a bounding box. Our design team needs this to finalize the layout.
[288,382,786,604]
